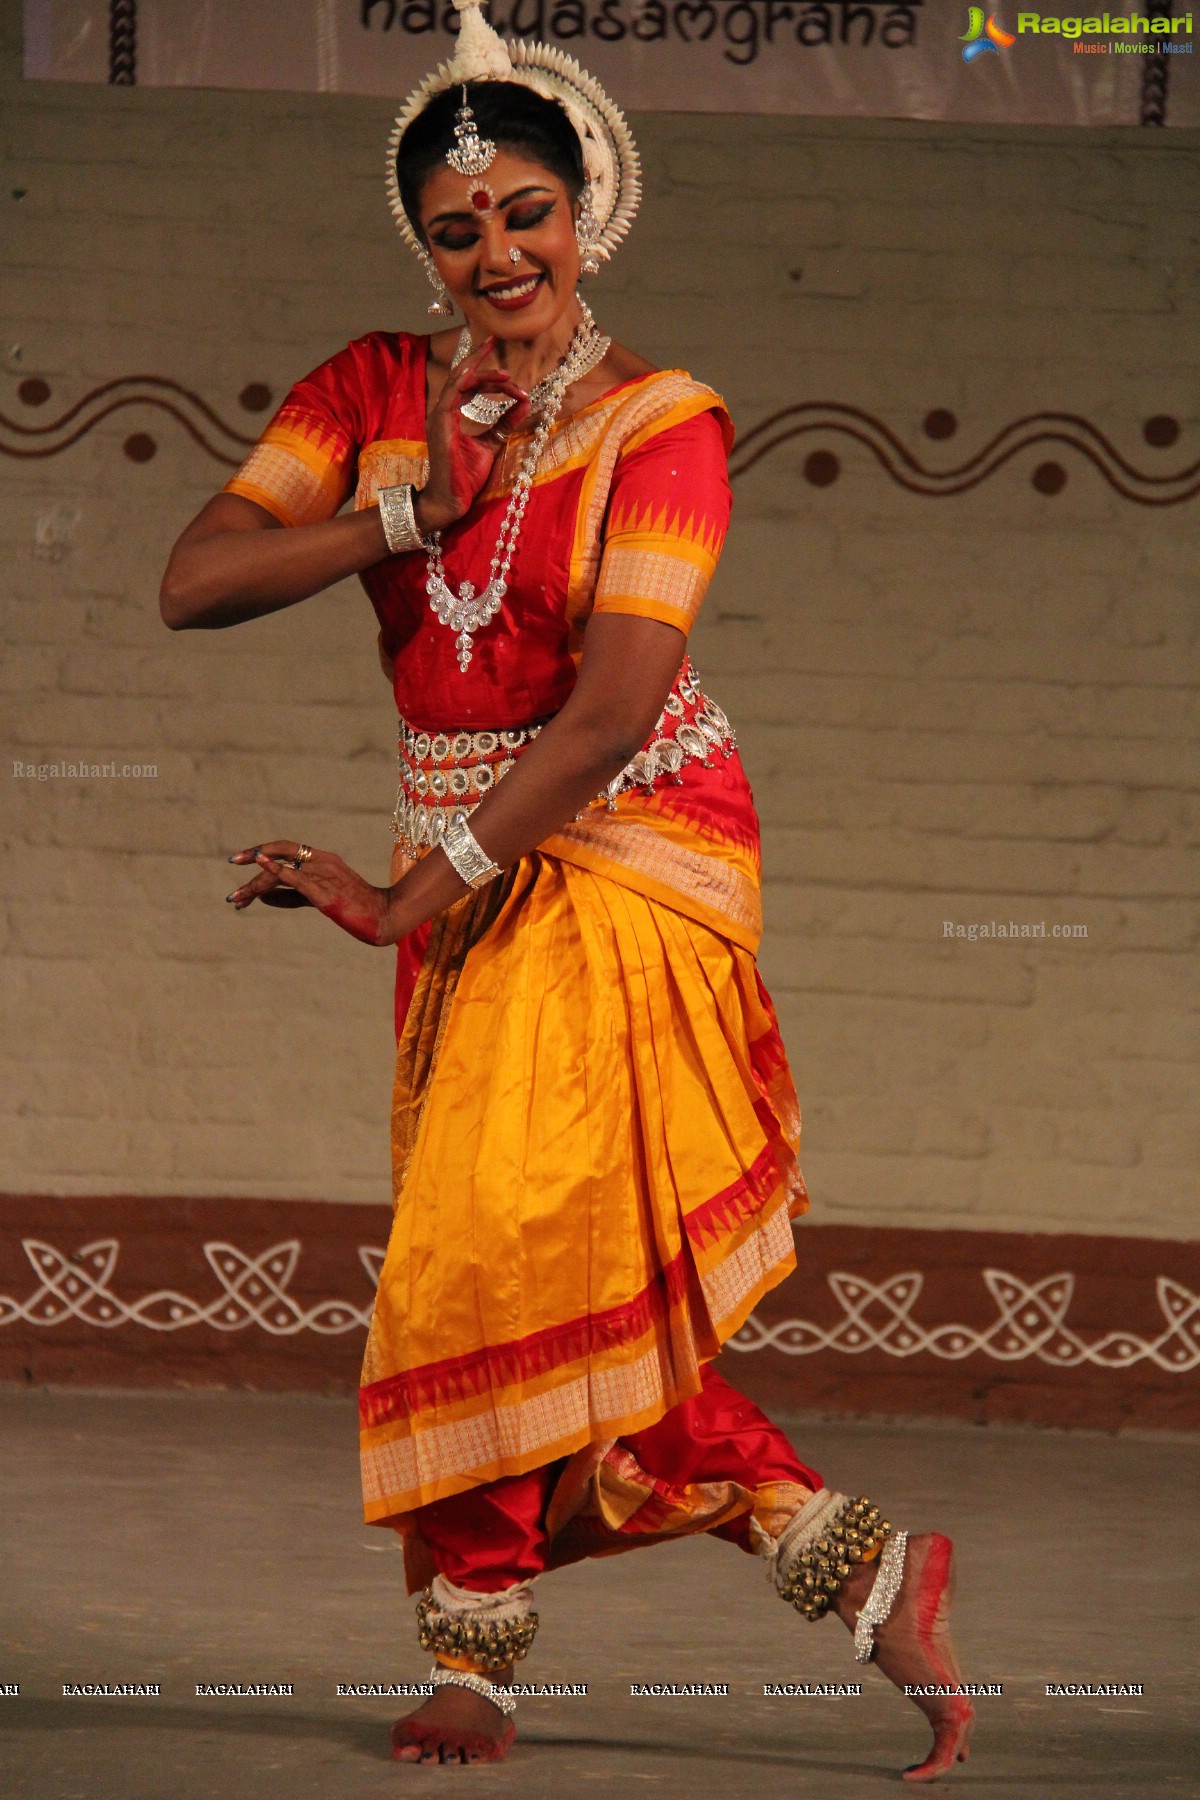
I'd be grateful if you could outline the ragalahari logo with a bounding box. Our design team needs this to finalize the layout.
[961,7,1017,59]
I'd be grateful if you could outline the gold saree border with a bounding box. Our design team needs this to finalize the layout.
[360,1177,797,1522]
[544,812,762,952]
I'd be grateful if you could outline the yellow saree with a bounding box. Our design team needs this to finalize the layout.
[223,330,808,1532]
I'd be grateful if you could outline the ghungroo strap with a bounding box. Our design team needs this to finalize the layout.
[770,1488,893,1622]
[416,1575,539,1672]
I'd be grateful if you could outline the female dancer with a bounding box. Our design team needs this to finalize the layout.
[160,1,972,1777]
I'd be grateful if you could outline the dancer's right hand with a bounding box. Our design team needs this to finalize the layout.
[417,336,531,536]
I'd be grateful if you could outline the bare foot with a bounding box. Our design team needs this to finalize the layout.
[835,1532,974,1783]
[390,1674,516,1765]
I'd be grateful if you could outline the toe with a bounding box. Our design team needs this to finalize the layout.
[902,1751,952,1782]
[901,1717,972,1782]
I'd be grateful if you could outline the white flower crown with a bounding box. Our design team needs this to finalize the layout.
[385,0,641,267]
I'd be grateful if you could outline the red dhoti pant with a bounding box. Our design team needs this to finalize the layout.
[401,1362,823,1593]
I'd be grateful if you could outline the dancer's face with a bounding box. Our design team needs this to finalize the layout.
[419,148,583,341]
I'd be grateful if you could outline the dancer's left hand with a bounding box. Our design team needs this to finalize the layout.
[226,841,393,946]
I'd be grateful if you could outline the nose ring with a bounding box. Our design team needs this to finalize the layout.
[507,247,521,264]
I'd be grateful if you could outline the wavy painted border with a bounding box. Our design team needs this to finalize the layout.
[2,378,1196,502]
[728,404,1200,504]
[0,376,258,465]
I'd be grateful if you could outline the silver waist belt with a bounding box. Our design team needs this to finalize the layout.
[392,656,736,857]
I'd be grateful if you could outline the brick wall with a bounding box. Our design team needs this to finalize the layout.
[3,3,1197,1238]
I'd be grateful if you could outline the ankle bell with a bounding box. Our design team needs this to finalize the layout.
[415,1574,539,1673]
[772,1491,893,1622]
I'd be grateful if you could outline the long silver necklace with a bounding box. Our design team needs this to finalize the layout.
[427,307,611,673]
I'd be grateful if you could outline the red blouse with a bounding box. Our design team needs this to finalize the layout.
[226,331,734,733]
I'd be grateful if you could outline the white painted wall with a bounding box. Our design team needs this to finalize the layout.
[3,4,1197,1234]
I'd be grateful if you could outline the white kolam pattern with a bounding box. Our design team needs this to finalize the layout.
[728,1269,1200,1374]
[0,1241,1196,1371]
[0,1238,382,1336]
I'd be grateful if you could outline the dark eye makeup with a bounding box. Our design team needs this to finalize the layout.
[430,198,557,252]
[508,199,556,231]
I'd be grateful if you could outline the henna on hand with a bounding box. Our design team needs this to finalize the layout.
[420,336,530,533]
[225,842,394,946]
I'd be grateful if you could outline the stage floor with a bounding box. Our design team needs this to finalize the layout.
[1,1387,1196,1798]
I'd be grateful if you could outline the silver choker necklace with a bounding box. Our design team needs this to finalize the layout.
[428,307,611,673]
[452,300,609,427]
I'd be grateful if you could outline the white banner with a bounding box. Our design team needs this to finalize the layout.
[21,1,1199,125]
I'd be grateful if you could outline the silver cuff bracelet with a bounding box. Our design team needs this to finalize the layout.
[442,814,503,889]
[378,483,426,555]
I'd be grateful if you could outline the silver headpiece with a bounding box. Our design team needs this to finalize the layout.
[385,0,641,270]
[445,86,497,177]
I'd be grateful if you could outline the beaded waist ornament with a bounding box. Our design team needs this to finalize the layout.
[392,656,736,858]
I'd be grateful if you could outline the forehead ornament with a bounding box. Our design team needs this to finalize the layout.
[446,86,497,177]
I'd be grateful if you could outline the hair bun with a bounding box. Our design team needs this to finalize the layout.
[446,0,513,82]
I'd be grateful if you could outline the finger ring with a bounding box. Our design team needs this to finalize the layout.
[295,844,314,863]
[460,393,516,428]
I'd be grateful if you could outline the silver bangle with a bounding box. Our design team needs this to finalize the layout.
[378,483,426,554]
[428,1664,517,1718]
[442,814,503,889]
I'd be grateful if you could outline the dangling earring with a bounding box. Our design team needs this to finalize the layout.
[420,250,455,319]
[575,183,601,279]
